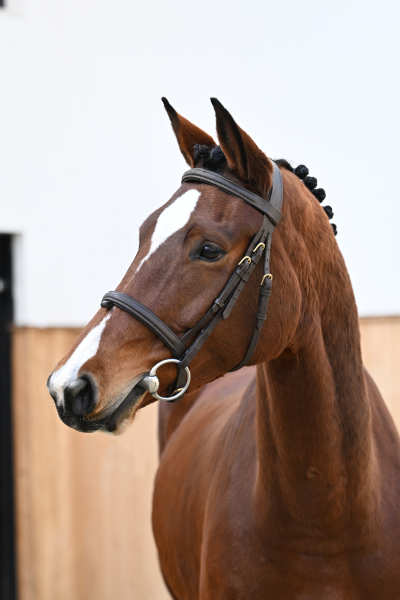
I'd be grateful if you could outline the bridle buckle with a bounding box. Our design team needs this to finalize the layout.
[253,243,265,253]
[261,273,273,286]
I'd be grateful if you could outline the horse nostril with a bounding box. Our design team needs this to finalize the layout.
[64,377,95,416]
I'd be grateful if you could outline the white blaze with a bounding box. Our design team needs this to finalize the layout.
[49,189,201,406]
[49,313,111,406]
[136,188,201,274]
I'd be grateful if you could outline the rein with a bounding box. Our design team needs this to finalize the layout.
[101,162,283,402]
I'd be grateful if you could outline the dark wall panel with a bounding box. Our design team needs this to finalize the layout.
[0,235,16,600]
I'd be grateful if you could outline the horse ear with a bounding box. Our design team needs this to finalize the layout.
[162,98,217,167]
[210,98,273,197]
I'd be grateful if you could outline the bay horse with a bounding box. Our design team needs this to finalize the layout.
[48,98,400,599]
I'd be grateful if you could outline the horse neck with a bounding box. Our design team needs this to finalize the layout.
[255,221,377,537]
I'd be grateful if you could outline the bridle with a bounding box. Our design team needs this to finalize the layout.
[101,162,283,402]
[101,163,282,402]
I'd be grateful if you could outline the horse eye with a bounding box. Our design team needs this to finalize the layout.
[199,244,222,261]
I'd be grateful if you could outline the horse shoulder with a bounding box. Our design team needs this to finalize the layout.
[158,367,256,454]
[153,368,257,599]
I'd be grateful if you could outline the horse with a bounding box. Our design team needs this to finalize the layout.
[47,98,400,599]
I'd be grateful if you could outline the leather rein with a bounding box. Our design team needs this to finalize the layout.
[101,162,283,402]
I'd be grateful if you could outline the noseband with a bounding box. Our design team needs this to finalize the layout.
[101,162,283,402]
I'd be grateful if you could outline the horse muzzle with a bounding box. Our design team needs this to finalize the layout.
[47,372,146,434]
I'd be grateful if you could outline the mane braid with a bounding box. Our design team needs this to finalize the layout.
[276,158,337,236]
[192,152,337,236]
[193,145,228,172]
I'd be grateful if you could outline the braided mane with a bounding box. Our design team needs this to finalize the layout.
[275,159,337,236]
[192,145,337,236]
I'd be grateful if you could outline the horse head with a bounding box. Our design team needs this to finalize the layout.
[47,98,335,434]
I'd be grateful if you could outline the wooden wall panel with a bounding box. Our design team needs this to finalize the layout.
[11,319,400,600]
[12,327,170,600]
[359,317,400,432]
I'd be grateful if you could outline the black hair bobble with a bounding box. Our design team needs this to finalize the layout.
[303,176,318,191]
[313,188,326,203]
[193,144,213,163]
[293,162,338,237]
[294,164,309,180]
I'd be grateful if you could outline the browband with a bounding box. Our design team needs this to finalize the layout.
[181,167,282,224]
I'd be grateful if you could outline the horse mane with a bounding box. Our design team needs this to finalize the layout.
[192,145,337,236]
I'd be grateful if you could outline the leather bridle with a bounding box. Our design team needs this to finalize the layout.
[101,162,283,402]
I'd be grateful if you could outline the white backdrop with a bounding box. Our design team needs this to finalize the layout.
[1,0,399,326]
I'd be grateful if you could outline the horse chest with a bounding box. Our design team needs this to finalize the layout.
[160,501,400,600]
[154,382,400,600]
[197,535,400,600]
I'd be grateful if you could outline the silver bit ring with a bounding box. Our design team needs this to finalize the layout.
[141,358,191,402]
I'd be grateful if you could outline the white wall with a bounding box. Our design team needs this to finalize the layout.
[1,0,399,326]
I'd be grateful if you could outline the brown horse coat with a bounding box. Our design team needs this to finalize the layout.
[48,99,400,599]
